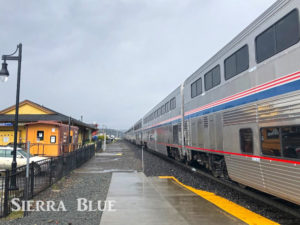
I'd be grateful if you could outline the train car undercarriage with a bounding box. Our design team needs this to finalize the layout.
[167,147,228,179]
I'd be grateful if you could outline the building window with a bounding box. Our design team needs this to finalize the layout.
[204,65,221,91]
[256,9,300,63]
[170,97,176,110]
[37,131,44,141]
[224,45,249,80]
[191,77,202,98]
[50,135,56,143]
[240,128,253,154]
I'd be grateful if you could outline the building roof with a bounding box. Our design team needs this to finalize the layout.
[25,120,78,128]
[0,100,98,131]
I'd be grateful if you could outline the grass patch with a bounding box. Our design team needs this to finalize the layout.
[0,210,23,221]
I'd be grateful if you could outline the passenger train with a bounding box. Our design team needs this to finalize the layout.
[125,0,300,205]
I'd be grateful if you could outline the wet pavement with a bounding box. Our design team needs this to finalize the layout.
[100,172,246,225]
[74,142,141,174]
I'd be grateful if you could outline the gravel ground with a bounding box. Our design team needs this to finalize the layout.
[126,141,300,225]
[1,172,111,225]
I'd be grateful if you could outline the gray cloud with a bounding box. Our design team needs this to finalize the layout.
[0,0,276,129]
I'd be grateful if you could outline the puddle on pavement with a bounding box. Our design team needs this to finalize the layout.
[74,169,137,174]
[94,158,120,162]
[96,153,123,156]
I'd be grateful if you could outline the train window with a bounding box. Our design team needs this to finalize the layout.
[225,45,249,80]
[256,26,276,63]
[261,127,281,157]
[261,126,300,159]
[240,128,253,154]
[276,9,300,52]
[161,105,165,114]
[191,81,197,98]
[224,53,236,80]
[281,126,300,159]
[205,70,213,91]
[256,9,300,63]
[196,78,202,96]
[170,97,176,110]
[212,66,221,87]
[205,65,221,91]
[191,78,202,98]
[165,102,169,112]
[236,45,249,74]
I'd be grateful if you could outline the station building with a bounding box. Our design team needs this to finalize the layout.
[0,100,98,156]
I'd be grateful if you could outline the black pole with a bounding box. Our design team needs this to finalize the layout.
[68,116,71,152]
[10,43,22,189]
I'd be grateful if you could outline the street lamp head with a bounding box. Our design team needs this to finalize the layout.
[0,61,9,82]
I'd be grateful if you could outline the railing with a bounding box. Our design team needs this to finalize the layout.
[0,141,102,218]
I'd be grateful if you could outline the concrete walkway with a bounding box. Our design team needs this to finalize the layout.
[100,172,246,225]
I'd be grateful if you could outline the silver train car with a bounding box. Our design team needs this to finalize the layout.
[125,0,300,205]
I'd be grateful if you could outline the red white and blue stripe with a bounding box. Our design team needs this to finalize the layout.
[144,70,300,131]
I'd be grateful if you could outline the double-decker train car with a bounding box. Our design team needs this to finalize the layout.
[125,0,300,205]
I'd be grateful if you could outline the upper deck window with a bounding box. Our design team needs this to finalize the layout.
[170,97,176,110]
[161,105,165,114]
[224,45,249,80]
[191,77,202,98]
[204,65,221,91]
[256,9,300,63]
[165,102,169,112]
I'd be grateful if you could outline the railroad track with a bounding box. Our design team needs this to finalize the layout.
[137,144,300,220]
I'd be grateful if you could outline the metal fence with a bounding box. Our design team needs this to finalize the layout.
[0,141,101,218]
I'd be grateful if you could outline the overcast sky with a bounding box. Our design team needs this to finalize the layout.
[0,0,276,130]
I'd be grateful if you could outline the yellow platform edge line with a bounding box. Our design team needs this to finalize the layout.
[115,153,123,156]
[159,176,279,225]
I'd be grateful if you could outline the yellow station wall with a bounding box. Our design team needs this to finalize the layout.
[0,126,26,146]
[26,124,60,156]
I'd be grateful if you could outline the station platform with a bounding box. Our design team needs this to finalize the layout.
[100,172,247,225]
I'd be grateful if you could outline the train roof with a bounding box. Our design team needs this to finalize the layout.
[184,0,290,84]
[142,85,181,118]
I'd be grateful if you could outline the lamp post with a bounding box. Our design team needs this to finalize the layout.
[0,43,22,189]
